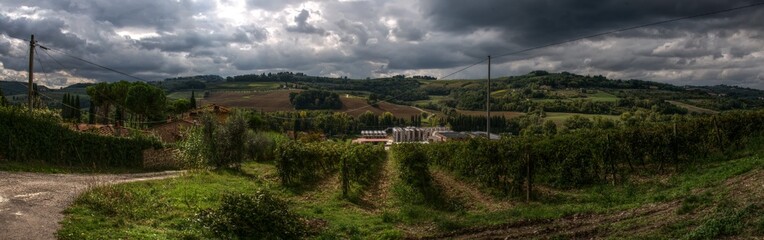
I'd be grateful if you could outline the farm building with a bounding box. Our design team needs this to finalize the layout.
[429,131,471,142]
[69,124,131,137]
[466,131,501,140]
[188,104,231,122]
[361,130,387,139]
[391,127,449,143]
[149,119,196,143]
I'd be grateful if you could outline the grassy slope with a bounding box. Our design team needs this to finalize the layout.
[59,140,764,239]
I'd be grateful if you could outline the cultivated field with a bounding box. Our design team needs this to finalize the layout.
[544,112,620,124]
[202,90,426,117]
[667,100,719,114]
[455,110,525,118]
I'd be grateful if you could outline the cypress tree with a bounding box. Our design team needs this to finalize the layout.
[0,88,7,106]
[75,95,81,123]
[88,100,96,124]
[190,91,197,109]
[62,93,70,119]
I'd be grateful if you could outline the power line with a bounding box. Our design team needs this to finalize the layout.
[40,46,154,82]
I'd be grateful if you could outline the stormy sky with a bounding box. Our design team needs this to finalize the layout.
[0,0,763,89]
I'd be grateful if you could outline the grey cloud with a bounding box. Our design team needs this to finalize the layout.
[286,9,327,35]
[0,14,86,50]
[246,0,307,11]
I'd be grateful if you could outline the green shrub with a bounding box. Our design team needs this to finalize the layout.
[196,191,308,240]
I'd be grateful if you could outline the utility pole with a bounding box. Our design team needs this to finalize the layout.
[28,35,36,112]
[486,55,491,137]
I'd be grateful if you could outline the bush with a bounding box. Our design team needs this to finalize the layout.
[244,132,282,162]
[197,191,308,240]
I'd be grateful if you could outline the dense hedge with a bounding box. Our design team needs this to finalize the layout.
[0,107,161,168]
[424,110,764,196]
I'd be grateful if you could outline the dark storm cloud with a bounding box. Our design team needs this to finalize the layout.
[422,0,760,45]
[33,0,213,31]
[0,14,86,50]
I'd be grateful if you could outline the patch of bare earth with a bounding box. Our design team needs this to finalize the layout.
[358,159,394,212]
[425,201,682,240]
[430,169,511,211]
[203,90,425,118]
[723,167,764,205]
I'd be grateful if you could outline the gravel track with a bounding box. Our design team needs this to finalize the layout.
[0,171,183,240]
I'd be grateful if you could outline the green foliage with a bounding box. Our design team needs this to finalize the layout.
[391,144,439,203]
[683,204,755,240]
[0,88,7,106]
[289,90,342,110]
[196,191,308,240]
[274,140,341,186]
[0,106,160,168]
[169,98,193,114]
[199,112,249,169]
[244,132,283,162]
[87,81,167,125]
[339,144,386,198]
[175,127,207,168]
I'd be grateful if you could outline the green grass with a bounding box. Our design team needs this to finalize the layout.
[544,112,620,125]
[166,91,197,100]
[533,90,619,103]
[58,148,764,239]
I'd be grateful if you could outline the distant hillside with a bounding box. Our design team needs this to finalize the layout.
[685,85,764,99]
[0,81,51,96]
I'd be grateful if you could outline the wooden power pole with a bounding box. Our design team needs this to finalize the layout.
[28,35,35,112]
[486,55,491,137]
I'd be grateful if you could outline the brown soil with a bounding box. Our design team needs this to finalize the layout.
[430,169,511,211]
[425,201,682,240]
[359,159,394,212]
[203,90,295,111]
[203,90,425,118]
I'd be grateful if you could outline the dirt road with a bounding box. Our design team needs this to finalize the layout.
[0,171,183,240]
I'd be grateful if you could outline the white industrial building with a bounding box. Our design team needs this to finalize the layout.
[391,127,449,143]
